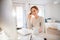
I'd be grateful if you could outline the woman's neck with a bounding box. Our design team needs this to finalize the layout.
[34,15,39,19]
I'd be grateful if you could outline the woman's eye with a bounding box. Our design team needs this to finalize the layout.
[32,10,36,12]
[33,10,35,12]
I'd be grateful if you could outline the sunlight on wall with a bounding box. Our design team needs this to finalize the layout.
[12,8,16,17]
[16,6,24,28]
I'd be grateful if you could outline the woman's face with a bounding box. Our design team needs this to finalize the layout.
[31,8,38,15]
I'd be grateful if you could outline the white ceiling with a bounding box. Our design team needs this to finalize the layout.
[12,0,60,5]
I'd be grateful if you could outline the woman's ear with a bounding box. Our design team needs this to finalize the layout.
[28,14,31,19]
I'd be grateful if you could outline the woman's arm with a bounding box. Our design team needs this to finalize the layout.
[39,27,42,33]
[39,17,45,33]
[27,15,32,29]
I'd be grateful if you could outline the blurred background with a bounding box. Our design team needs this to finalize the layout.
[0,0,60,40]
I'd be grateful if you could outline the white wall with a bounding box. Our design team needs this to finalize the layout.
[0,0,17,40]
[45,4,60,21]
[12,0,60,21]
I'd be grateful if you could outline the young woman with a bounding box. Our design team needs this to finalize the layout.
[27,6,44,40]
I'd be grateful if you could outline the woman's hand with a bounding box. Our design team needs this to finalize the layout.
[38,27,42,33]
[28,14,31,19]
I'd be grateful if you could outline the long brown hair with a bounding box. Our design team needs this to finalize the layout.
[30,6,39,15]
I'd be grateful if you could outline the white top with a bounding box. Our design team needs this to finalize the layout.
[27,16,45,33]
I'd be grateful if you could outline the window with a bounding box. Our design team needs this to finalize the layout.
[13,6,23,28]
[12,6,26,28]
[16,6,24,28]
